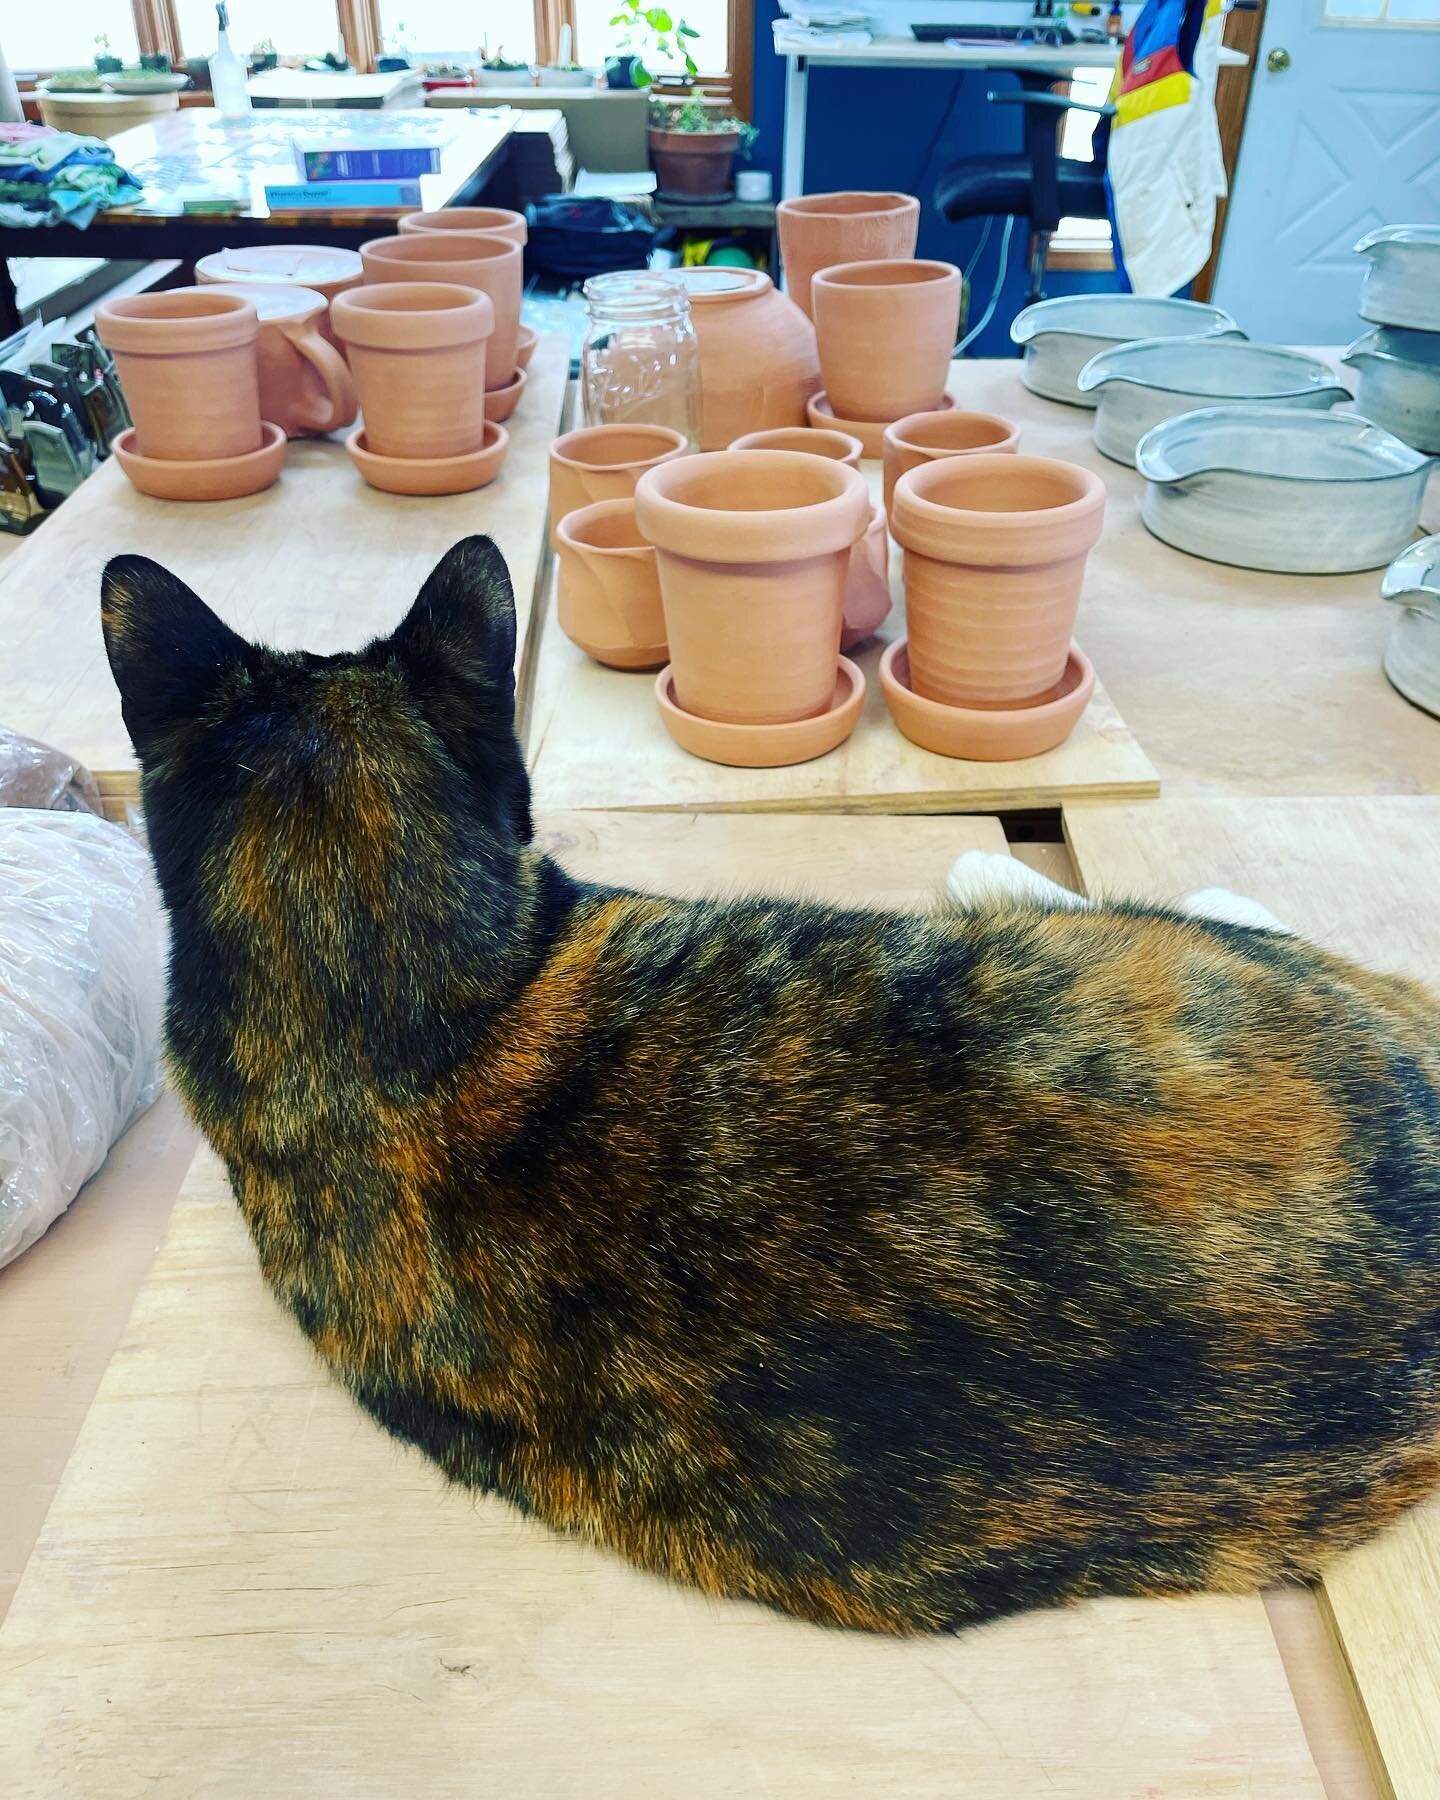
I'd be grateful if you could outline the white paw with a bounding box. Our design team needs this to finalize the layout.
[1182,887,1291,935]
[946,850,1088,911]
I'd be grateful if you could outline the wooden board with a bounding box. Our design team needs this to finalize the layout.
[0,813,1326,1800]
[1063,795,1440,1800]
[526,441,1160,815]
[0,332,569,815]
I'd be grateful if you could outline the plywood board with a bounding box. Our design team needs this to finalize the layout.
[1063,795,1440,1799]
[0,814,1323,1800]
[945,363,1440,801]
[527,510,1159,814]
[0,333,569,810]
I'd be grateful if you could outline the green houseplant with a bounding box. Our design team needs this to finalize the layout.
[605,1,700,88]
[648,99,758,202]
[475,43,530,87]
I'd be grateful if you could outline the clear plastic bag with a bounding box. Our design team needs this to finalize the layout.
[0,809,163,1268]
[0,725,102,815]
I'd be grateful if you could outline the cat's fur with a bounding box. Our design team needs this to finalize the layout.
[102,536,1440,1635]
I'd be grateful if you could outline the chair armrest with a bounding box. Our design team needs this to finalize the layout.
[986,90,1116,115]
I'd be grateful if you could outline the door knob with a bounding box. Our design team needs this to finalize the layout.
[1267,46,1292,71]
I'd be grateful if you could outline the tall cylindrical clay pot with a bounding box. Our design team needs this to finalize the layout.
[812,260,963,424]
[882,409,1021,515]
[776,191,920,319]
[201,283,357,438]
[96,288,263,463]
[360,231,522,390]
[331,282,493,462]
[890,454,1106,709]
[676,270,821,450]
[635,449,870,725]
[399,205,528,246]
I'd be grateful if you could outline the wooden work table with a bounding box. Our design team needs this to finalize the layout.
[2,357,1440,1796]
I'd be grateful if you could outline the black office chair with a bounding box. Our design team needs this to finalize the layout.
[934,76,1115,306]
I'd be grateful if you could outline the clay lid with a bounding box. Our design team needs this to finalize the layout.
[361,232,521,274]
[331,282,494,352]
[635,448,869,564]
[199,282,327,324]
[398,206,527,245]
[96,287,258,356]
[889,452,1106,568]
[674,268,772,306]
[195,245,362,287]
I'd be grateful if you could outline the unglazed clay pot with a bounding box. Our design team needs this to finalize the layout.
[812,260,963,424]
[331,282,493,462]
[549,422,689,543]
[97,287,263,463]
[634,448,870,726]
[399,205,528,247]
[674,269,821,450]
[882,409,1020,514]
[360,232,522,390]
[881,640,1095,761]
[202,283,357,437]
[728,425,862,466]
[889,452,1106,709]
[195,245,362,349]
[776,191,920,319]
[555,498,667,670]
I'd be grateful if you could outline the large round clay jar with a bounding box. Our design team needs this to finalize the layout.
[675,269,821,451]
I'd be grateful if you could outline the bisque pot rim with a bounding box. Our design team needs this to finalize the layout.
[674,267,774,305]
[195,244,363,287]
[97,288,258,354]
[331,281,494,351]
[361,231,522,270]
[728,426,863,464]
[551,422,690,473]
[197,281,329,325]
[556,496,654,556]
[891,451,1106,542]
[635,449,870,563]
[398,205,528,244]
[812,258,960,294]
[777,190,919,222]
[884,409,1020,456]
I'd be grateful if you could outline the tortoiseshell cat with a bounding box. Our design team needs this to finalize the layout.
[102,536,1440,1636]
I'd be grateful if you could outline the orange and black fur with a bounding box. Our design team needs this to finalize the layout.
[103,537,1440,1635]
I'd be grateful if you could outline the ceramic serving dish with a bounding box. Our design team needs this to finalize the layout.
[1135,405,1435,574]
[1355,225,1440,333]
[1010,295,1241,407]
[1381,535,1440,717]
[1077,337,1347,465]
[1343,327,1440,455]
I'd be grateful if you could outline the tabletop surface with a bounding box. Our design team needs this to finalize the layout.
[775,30,1250,69]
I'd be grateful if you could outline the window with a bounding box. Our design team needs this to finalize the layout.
[1057,65,1114,255]
[571,0,730,74]
[4,4,140,73]
[377,1,537,64]
[172,0,346,59]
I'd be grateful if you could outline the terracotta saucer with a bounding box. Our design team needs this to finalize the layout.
[516,323,538,370]
[655,657,866,768]
[806,389,955,458]
[111,421,286,501]
[880,639,1094,761]
[484,366,527,421]
[344,421,508,495]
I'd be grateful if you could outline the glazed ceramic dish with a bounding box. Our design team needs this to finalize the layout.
[1077,337,1348,465]
[1135,405,1434,574]
[1011,295,1241,407]
[1355,225,1440,332]
[1342,327,1440,455]
[1381,535,1440,717]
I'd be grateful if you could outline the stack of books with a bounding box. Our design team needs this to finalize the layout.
[263,136,443,210]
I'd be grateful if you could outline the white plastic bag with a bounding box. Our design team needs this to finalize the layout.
[0,809,163,1269]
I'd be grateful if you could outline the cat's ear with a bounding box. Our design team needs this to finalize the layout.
[101,554,256,760]
[390,535,516,693]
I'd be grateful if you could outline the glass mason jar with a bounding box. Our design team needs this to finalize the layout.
[580,272,703,447]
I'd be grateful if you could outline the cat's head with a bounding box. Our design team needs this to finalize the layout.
[101,536,532,913]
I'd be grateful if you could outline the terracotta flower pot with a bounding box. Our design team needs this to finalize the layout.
[398,205,528,246]
[634,448,870,725]
[360,232,522,391]
[549,422,689,543]
[202,283,357,438]
[882,409,1020,514]
[812,260,963,425]
[776,191,920,319]
[330,282,493,462]
[889,453,1106,709]
[555,498,667,670]
[96,287,263,463]
[675,269,821,450]
[648,127,740,201]
[728,425,862,466]
[842,505,893,649]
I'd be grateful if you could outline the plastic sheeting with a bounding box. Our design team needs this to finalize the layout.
[0,809,163,1269]
[0,725,102,815]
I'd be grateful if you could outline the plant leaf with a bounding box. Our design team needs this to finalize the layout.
[678,22,700,35]
[646,7,674,28]
[683,50,698,71]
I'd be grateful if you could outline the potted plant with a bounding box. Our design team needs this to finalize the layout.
[604,0,701,88]
[475,43,530,86]
[422,60,472,90]
[249,36,279,72]
[93,34,123,75]
[648,99,757,202]
[537,60,595,88]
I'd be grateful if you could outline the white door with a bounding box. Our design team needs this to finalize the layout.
[1212,0,1440,340]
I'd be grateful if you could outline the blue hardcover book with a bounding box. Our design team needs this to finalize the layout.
[264,178,425,209]
[299,143,443,182]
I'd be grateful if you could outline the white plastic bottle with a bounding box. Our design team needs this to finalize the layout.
[210,3,253,117]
